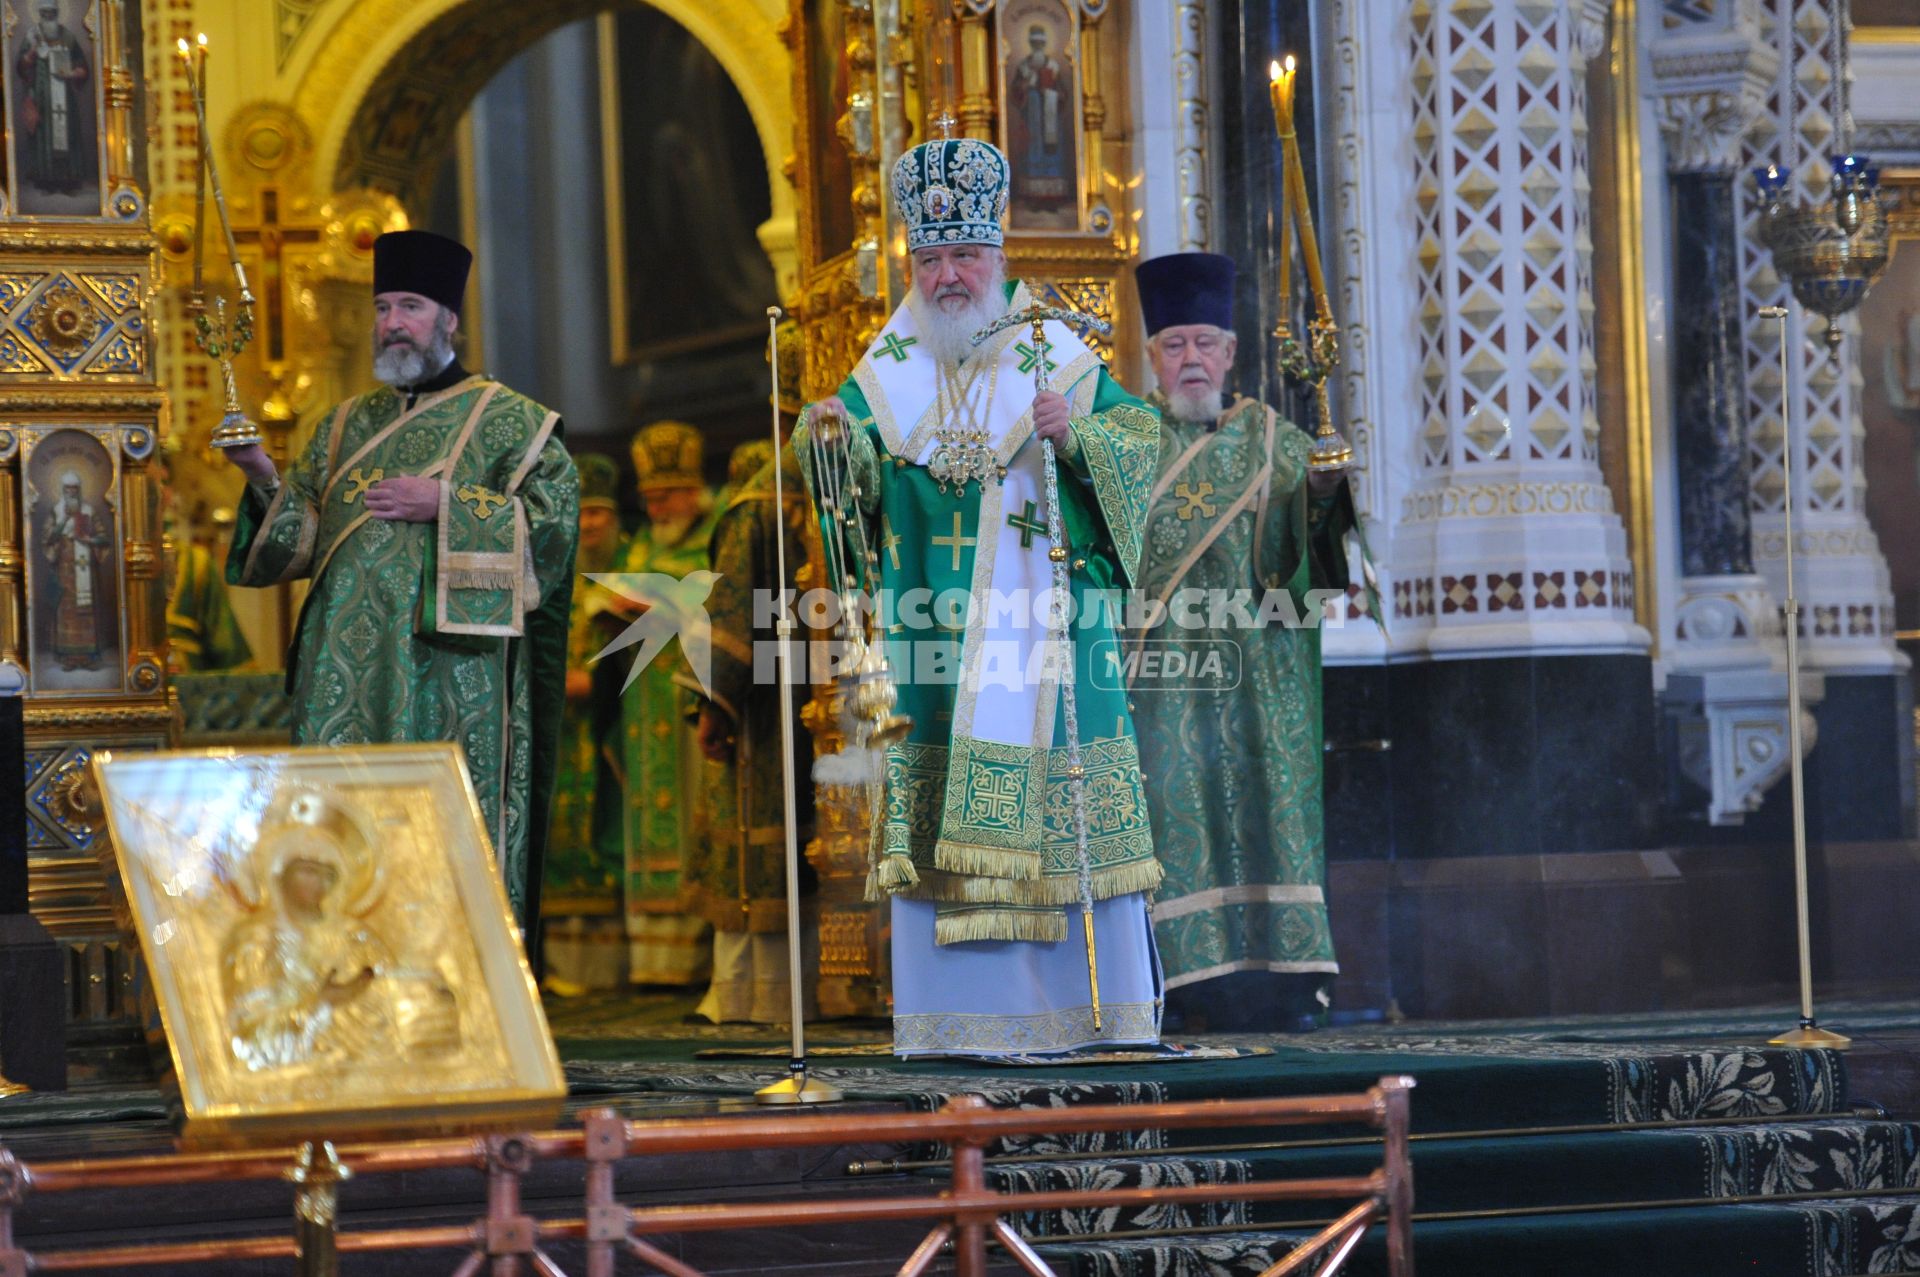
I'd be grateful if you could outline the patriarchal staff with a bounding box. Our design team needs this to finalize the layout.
[795,135,1166,1057]
[225,231,580,929]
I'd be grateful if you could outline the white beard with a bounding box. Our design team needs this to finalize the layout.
[1166,386,1225,422]
[917,260,1010,368]
[373,326,456,387]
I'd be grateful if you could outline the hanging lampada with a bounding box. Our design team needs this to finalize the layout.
[1753,0,1889,358]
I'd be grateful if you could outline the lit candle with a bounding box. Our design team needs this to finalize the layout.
[1268,56,1296,138]
[1270,54,1329,314]
[1270,59,1294,319]
[179,38,206,299]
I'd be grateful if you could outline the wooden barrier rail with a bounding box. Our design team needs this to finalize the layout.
[0,1076,1415,1277]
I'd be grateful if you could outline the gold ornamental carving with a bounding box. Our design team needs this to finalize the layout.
[27,286,101,361]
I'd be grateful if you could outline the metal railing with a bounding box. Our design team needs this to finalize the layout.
[0,1076,1415,1277]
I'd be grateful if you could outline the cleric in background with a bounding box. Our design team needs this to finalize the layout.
[225,229,579,930]
[1129,251,1364,1032]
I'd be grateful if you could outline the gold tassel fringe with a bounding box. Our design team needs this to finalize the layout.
[871,852,920,895]
[908,857,1164,907]
[931,839,1043,882]
[448,569,518,592]
[934,910,1070,945]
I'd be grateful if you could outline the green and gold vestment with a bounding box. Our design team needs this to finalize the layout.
[795,282,1165,946]
[227,374,579,925]
[1130,392,1358,990]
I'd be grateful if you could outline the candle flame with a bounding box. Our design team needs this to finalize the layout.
[1269,60,1282,82]
[176,36,189,55]
[197,32,208,47]
[1284,54,1297,73]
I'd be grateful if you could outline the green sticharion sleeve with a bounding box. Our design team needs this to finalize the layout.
[225,405,339,588]
[1260,417,1379,625]
[1063,368,1160,587]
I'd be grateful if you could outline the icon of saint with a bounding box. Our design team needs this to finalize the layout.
[15,2,94,196]
[42,469,112,671]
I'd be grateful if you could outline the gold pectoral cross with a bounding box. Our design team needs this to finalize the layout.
[1174,481,1217,521]
[342,467,385,504]
[456,483,509,519]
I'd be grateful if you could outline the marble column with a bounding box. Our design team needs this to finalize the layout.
[1730,0,1910,838]
[1648,2,1811,826]
[1395,0,1645,656]
[1671,173,1753,581]
[1737,0,1902,675]
[1318,0,1660,862]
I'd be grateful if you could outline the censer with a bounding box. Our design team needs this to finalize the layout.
[802,396,911,760]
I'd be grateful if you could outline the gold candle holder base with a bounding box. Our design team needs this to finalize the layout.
[755,1069,846,1105]
[1767,1020,1852,1050]
[209,411,264,450]
[1308,430,1355,473]
[1306,391,1355,474]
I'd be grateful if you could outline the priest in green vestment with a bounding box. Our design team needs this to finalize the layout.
[686,421,817,1023]
[542,454,629,994]
[795,137,1165,1056]
[1129,251,1361,1031]
[225,230,580,928]
[588,420,716,986]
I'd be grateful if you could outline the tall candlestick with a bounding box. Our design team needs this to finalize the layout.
[1269,55,1329,312]
[1270,60,1294,321]
[1268,51,1352,473]
[1288,132,1330,312]
[177,32,262,450]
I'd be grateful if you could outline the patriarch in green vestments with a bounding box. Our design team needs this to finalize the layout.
[225,229,580,929]
[795,137,1165,1057]
[1129,251,1363,1032]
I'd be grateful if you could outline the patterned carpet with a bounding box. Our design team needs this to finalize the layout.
[554,993,1916,1276]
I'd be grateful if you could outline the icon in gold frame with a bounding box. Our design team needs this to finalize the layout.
[93,742,565,1148]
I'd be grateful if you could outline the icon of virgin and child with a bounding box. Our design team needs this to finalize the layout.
[219,786,463,1073]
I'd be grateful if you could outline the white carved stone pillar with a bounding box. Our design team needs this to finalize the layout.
[1319,0,1410,663]
[1397,0,1647,656]
[1649,0,1817,825]
[1736,0,1903,675]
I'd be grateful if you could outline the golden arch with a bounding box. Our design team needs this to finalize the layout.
[287,0,793,269]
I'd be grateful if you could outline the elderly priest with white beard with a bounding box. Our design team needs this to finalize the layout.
[796,137,1165,1057]
[1128,251,1363,1034]
[224,230,579,932]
